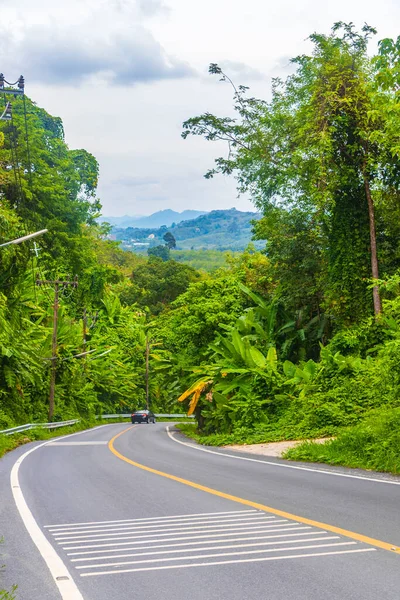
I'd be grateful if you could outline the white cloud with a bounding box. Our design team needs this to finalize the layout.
[0,1,194,85]
[218,61,267,81]
[2,0,400,216]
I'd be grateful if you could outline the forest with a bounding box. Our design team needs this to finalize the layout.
[1,23,400,472]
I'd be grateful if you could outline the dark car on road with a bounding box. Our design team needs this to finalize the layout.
[131,410,156,424]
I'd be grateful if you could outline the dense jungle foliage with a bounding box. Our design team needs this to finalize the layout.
[1,23,400,472]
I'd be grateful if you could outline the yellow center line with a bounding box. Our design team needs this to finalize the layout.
[108,426,400,555]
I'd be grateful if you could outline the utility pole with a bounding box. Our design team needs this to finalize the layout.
[36,276,78,421]
[0,74,25,96]
[0,74,24,121]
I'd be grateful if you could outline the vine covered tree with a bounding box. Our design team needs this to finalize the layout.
[182,23,400,323]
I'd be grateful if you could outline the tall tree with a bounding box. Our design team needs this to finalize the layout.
[182,24,400,323]
[163,232,177,249]
[0,96,100,275]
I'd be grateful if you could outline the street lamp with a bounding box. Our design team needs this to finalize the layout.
[0,229,48,248]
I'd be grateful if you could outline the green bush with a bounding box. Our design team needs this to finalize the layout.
[284,408,400,473]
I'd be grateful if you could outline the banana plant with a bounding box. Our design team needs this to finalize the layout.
[177,319,282,430]
[238,283,279,345]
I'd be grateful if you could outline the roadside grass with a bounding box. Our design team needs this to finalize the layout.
[0,587,17,600]
[283,408,400,474]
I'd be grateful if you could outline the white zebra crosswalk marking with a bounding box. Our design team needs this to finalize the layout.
[64,526,316,551]
[44,510,376,578]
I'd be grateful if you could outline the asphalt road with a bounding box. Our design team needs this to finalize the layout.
[1,422,400,600]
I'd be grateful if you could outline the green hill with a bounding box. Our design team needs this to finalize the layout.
[113,208,263,252]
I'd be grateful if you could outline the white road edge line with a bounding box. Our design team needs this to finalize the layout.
[166,426,400,486]
[10,424,111,600]
[80,548,376,576]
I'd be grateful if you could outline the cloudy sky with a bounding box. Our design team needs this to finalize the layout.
[1,0,399,216]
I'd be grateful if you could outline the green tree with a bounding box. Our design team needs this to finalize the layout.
[163,232,176,249]
[121,257,201,314]
[148,245,170,261]
[182,24,400,324]
[156,274,248,362]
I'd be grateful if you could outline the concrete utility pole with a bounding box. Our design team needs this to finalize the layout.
[36,276,78,421]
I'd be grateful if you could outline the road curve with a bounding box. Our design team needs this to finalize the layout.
[1,422,400,600]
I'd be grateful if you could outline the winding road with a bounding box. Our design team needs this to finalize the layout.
[1,422,400,599]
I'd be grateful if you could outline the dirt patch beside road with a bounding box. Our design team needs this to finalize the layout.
[224,438,331,458]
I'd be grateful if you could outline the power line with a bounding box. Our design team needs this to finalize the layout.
[22,95,32,184]
[3,91,38,297]
[10,109,25,208]
[0,75,45,297]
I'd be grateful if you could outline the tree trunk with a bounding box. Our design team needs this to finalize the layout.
[195,403,205,432]
[363,173,382,316]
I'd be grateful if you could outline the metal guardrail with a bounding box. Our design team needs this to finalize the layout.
[156,414,194,418]
[0,419,80,436]
[101,414,193,419]
[0,414,193,436]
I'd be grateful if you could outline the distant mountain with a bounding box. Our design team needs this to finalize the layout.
[99,209,207,229]
[113,208,263,252]
[97,215,142,228]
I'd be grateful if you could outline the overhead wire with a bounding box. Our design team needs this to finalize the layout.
[1,85,39,300]
[1,77,21,86]
[9,98,36,297]
[10,109,25,207]
[21,95,39,301]
[2,79,78,324]
[1,78,83,375]
[22,95,32,184]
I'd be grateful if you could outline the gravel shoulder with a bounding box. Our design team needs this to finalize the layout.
[224,437,331,457]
